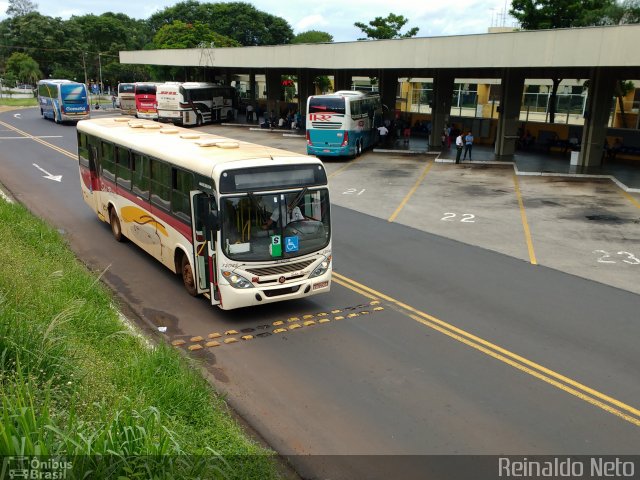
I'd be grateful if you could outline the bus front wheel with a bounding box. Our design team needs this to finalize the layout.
[109,208,124,242]
[181,255,198,296]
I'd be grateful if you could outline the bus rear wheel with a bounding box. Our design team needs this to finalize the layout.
[181,255,198,296]
[109,208,124,242]
[356,140,362,157]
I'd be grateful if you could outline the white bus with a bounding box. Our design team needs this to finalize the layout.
[306,90,383,158]
[37,79,90,123]
[77,117,332,310]
[157,82,237,126]
[117,83,136,115]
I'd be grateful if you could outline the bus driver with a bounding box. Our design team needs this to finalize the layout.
[262,202,304,230]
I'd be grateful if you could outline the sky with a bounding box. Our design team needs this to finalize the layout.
[0,0,519,41]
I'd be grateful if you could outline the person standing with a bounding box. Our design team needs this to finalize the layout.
[246,103,254,122]
[455,132,464,163]
[463,131,474,161]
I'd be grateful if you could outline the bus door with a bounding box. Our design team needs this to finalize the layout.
[87,141,101,213]
[190,191,220,305]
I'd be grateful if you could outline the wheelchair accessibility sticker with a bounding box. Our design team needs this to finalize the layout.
[285,236,299,253]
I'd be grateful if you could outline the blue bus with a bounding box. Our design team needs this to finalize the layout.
[306,90,383,157]
[37,79,90,124]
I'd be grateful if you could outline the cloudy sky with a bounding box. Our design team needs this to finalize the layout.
[0,0,518,41]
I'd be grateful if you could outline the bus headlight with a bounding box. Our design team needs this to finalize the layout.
[309,255,331,278]
[222,270,254,289]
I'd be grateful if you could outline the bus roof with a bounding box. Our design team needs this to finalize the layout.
[77,117,322,181]
[38,79,74,85]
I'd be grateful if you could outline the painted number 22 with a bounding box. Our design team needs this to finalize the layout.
[441,213,476,223]
[593,250,640,265]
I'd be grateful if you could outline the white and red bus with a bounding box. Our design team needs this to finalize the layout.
[77,117,332,310]
[134,82,159,120]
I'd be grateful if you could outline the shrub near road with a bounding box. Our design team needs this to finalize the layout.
[0,198,280,478]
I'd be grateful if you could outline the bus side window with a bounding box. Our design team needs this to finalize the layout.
[171,168,193,223]
[132,153,150,200]
[115,147,132,190]
[150,159,171,211]
[100,141,115,182]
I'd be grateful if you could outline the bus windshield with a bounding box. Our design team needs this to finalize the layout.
[136,84,156,95]
[119,84,135,94]
[308,97,345,114]
[220,188,330,262]
[60,84,87,104]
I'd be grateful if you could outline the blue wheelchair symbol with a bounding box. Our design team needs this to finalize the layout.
[285,236,299,253]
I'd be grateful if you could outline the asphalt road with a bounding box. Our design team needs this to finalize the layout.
[1,108,639,480]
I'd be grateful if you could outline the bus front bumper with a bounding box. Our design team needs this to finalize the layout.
[218,272,332,310]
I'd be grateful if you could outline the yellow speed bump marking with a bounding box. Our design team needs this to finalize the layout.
[317,312,328,317]
[333,271,640,428]
[288,323,302,330]
[331,309,342,313]
[205,341,221,347]
[303,314,314,319]
[225,330,239,335]
[370,300,380,305]
[171,339,186,346]
[347,313,359,318]
[224,338,239,344]
[288,317,300,322]
[208,332,222,339]
[303,320,316,326]
[188,344,203,351]
[334,316,345,320]
[273,320,285,326]
[241,335,254,341]
[273,328,288,334]
[373,306,384,311]
[190,336,204,342]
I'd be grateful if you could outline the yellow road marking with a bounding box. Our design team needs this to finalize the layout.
[0,120,77,160]
[620,190,640,210]
[333,271,640,426]
[513,174,538,265]
[388,160,434,223]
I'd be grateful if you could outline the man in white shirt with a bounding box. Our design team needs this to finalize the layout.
[262,204,304,230]
[377,125,389,145]
[455,132,464,163]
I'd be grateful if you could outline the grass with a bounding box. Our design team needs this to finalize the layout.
[0,199,282,479]
[0,97,38,107]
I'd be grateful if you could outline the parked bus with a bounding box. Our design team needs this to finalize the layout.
[134,82,158,120]
[77,117,331,310]
[117,83,136,115]
[37,79,90,123]
[306,90,383,157]
[157,82,237,126]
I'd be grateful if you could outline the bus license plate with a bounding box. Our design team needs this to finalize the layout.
[313,281,328,290]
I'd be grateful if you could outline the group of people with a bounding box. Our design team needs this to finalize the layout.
[377,117,412,145]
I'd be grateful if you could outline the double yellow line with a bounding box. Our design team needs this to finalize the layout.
[0,120,77,160]
[333,271,640,428]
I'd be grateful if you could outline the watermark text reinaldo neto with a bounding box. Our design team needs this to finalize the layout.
[498,457,636,478]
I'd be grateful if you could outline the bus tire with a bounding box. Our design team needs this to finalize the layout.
[109,207,124,242]
[54,111,61,124]
[196,114,203,126]
[181,255,198,297]
[356,140,362,157]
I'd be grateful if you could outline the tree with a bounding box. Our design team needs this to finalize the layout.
[292,30,333,44]
[354,13,419,40]
[5,52,41,85]
[510,0,639,123]
[6,0,38,17]
[153,20,240,49]
[148,1,294,46]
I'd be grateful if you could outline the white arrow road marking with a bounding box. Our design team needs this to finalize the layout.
[13,113,21,118]
[33,163,62,182]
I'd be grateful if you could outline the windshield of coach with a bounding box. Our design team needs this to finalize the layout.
[220,188,330,262]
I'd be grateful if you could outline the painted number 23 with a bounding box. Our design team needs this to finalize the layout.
[441,213,476,223]
[593,250,640,265]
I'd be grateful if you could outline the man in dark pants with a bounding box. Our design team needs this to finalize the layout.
[463,131,474,161]
[455,132,464,163]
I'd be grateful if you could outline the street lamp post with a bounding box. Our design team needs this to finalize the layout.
[98,53,103,94]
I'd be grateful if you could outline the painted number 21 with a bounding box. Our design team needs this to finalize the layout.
[441,213,476,223]
[593,250,640,265]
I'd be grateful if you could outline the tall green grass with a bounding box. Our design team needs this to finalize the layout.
[0,199,280,478]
